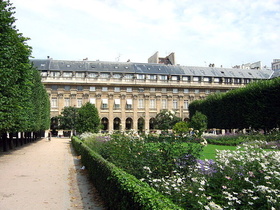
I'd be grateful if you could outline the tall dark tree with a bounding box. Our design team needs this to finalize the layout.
[58,106,78,134]
[0,0,50,150]
[76,102,100,134]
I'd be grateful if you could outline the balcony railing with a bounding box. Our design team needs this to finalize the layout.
[41,76,248,88]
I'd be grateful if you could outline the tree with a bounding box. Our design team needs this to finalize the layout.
[173,121,189,136]
[154,109,181,131]
[76,102,100,134]
[0,0,50,150]
[189,111,207,137]
[58,106,78,133]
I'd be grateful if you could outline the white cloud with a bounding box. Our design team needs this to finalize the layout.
[11,0,280,67]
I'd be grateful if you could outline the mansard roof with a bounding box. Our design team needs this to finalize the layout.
[31,59,273,79]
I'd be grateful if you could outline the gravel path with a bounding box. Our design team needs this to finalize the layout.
[0,137,105,210]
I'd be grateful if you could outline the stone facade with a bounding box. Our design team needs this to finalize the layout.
[31,59,273,133]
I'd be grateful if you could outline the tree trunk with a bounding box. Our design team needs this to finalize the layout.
[2,133,8,152]
[8,133,14,150]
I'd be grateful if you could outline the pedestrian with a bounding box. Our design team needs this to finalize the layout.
[48,131,51,141]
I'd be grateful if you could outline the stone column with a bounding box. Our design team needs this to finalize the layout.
[133,95,138,131]
[144,94,150,134]
[108,94,114,133]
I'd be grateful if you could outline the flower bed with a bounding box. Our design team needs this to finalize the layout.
[71,136,182,210]
[80,132,280,209]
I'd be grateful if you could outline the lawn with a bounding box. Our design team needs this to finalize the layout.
[200,144,237,160]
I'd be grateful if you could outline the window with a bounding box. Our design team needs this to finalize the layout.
[137,74,145,79]
[162,99,167,109]
[64,98,70,107]
[150,99,156,109]
[113,74,121,79]
[225,78,231,83]
[51,98,57,108]
[138,88,144,92]
[127,87,132,92]
[234,78,241,84]
[138,99,144,108]
[160,75,168,80]
[184,89,189,93]
[102,99,108,109]
[193,77,200,82]
[65,85,70,91]
[184,100,188,109]
[77,99,83,107]
[90,86,96,91]
[100,73,110,78]
[124,74,133,80]
[171,76,178,81]
[89,98,96,104]
[205,89,210,94]
[114,99,120,109]
[41,71,47,77]
[147,75,156,80]
[51,85,58,90]
[214,78,220,83]
[88,73,98,78]
[102,87,108,92]
[126,99,132,109]
[76,72,85,77]
[77,86,83,91]
[182,76,189,81]
[114,87,120,92]
[173,100,178,109]
[162,88,167,93]
[173,88,178,93]
[51,71,60,77]
[194,89,200,94]
[203,77,210,82]
[150,88,155,92]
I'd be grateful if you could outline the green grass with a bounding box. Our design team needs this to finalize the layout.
[200,144,237,160]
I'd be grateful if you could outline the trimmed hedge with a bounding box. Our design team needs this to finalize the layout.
[189,77,280,131]
[71,136,182,210]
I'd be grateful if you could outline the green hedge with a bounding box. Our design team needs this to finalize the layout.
[189,77,280,131]
[71,136,182,210]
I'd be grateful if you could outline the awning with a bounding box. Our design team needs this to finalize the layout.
[102,99,108,104]
[114,99,120,104]
[89,98,96,104]
[127,99,132,105]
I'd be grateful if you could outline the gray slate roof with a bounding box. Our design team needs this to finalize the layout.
[31,59,274,79]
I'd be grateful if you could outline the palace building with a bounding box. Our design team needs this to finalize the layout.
[31,56,273,133]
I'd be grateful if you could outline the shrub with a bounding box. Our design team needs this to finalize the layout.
[71,136,182,210]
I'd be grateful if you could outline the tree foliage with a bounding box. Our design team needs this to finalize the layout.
[173,121,189,135]
[154,109,181,131]
[189,111,207,136]
[189,78,280,132]
[58,106,78,131]
[76,102,100,134]
[0,0,50,135]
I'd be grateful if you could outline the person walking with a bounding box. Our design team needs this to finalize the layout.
[48,131,51,141]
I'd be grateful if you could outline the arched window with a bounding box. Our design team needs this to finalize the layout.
[101,117,109,131]
[149,118,156,130]
[113,117,121,130]
[125,118,133,130]
[137,117,145,133]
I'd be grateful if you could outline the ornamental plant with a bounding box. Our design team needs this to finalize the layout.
[142,140,280,209]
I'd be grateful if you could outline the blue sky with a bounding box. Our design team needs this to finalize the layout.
[11,0,280,68]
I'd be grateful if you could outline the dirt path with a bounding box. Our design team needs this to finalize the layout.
[0,137,105,210]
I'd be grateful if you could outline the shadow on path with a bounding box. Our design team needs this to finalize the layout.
[67,140,107,209]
